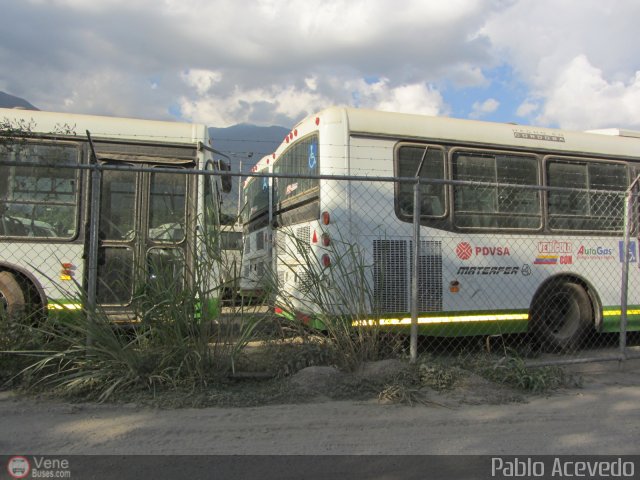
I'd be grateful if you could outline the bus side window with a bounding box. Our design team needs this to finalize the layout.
[0,141,79,239]
[453,151,540,230]
[548,159,626,232]
[396,145,445,219]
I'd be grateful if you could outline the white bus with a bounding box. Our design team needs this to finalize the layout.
[0,107,230,322]
[268,107,640,350]
[239,155,273,299]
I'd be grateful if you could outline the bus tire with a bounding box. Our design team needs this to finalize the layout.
[531,280,593,352]
[0,271,26,322]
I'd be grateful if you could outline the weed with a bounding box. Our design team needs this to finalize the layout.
[418,361,463,391]
[269,229,402,372]
[377,368,423,406]
[376,357,461,406]
[468,351,578,393]
[1,217,269,402]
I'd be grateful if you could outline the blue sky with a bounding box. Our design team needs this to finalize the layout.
[443,64,526,123]
[1,0,639,131]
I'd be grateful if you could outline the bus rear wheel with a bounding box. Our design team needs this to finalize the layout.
[531,280,593,352]
[0,271,26,322]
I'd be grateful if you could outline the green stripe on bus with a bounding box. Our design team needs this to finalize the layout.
[601,305,640,332]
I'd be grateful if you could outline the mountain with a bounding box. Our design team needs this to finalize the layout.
[0,91,38,110]
[209,124,290,222]
[208,124,289,171]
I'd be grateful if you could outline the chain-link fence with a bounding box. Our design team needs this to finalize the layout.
[241,169,640,367]
[2,160,640,371]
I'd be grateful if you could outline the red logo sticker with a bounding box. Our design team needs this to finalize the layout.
[7,456,30,479]
[456,242,473,260]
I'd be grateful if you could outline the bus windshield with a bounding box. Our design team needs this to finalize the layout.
[273,134,319,210]
[244,173,269,222]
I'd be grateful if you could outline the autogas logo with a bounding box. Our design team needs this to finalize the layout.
[455,242,511,260]
[576,245,614,260]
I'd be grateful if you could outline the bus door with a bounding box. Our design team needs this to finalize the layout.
[95,161,191,320]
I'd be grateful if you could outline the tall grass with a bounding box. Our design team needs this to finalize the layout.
[270,228,400,371]
[1,217,265,401]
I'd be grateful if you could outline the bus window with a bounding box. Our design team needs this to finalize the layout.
[100,168,136,241]
[203,161,220,230]
[149,169,186,242]
[453,151,540,229]
[273,134,319,209]
[547,159,626,231]
[219,159,232,193]
[221,229,242,250]
[97,247,134,304]
[396,145,445,219]
[0,141,79,238]
[244,173,269,222]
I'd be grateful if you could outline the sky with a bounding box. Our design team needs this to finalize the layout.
[2,0,640,131]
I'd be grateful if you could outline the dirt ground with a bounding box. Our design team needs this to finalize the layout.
[1,358,639,456]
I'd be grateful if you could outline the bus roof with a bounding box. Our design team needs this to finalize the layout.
[0,107,209,145]
[284,107,640,160]
[585,128,640,139]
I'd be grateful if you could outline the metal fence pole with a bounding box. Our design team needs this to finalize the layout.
[86,135,102,350]
[410,180,420,363]
[619,182,637,360]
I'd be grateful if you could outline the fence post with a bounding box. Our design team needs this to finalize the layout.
[620,180,638,360]
[410,180,420,363]
[86,132,102,350]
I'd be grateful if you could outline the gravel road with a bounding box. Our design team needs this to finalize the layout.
[1,360,639,457]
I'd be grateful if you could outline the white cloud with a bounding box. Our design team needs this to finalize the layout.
[536,55,640,130]
[44,69,171,120]
[181,69,223,96]
[516,100,539,118]
[178,75,448,127]
[369,82,446,117]
[5,0,640,130]
[304,77,318,91]
[483,0,640,129]
[0,0,499,126]
[470,98,499,119]
[178,84,329,127]
[446,64,489,88]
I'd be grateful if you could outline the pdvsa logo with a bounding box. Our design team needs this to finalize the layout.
[455,242,511,260]
[455,242,473,260]
[7,456,30,479]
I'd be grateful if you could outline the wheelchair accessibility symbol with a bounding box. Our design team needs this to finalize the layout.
[308,143,317,169]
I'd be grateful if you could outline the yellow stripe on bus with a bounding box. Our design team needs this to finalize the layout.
[353,313,529,327]
[602,309,640,316]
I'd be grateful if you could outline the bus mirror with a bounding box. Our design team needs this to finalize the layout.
[222,173,232,193]
[219,160,232,193]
